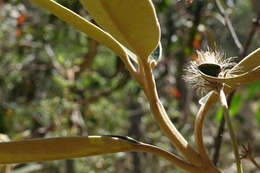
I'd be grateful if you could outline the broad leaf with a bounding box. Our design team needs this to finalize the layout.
[80,0,161,58]
[0,136,194,172]
[0,136,140,164]
[29,0,127,61]
[231,48,260,75]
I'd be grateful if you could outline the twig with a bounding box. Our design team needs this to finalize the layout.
[219,89,243,173]
[212,113,225,165]
[240,14,260,58]
[215,0,243,52]
[45,44,64,73]
[240,143,260,170]
[212,6,260,167]
[212,91,234,165]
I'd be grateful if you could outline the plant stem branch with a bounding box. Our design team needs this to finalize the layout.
[212,114,225,165]
[194,91,218,164]
[248,155,260,170]
[138,58,202,167]
[213,91,234,165]
[219,89,243,173]
[215,0,243,52]
[135,143,200,173]
[240,14,260,58]
[212,12,260,167]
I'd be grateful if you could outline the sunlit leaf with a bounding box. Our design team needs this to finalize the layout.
[231,48,260,75]
[0,136,140,164]
[29,0,127,61]
[80,0,160,58]
[0,135,191,172]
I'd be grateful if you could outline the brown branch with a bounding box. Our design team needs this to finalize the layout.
[212,3,260,166]
[215,0,243,52]
[240,143,260,170]
[212,91,234,165]
[212,115,225,165]
[240,14,260,58]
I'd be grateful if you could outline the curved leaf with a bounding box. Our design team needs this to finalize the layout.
[80,0,161,58]
[0,136,139,164]
[0,136,197,172]
[231,48,260,75]
[0,136,198,172]
[29,0,127,61]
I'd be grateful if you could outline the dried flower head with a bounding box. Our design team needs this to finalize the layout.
[184,50,237,96]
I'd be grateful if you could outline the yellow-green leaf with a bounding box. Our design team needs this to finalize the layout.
[0,136,140,164]
[0,136,197,172]
[29,0,127,61]
[231,48,260,75]
[80,0,160,58]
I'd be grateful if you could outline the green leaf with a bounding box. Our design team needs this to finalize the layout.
[256,101,260,128]
[0,136,140,164]
[0,135,193,172]
[29,0,127,62]
[246,81,260,100]
[215,107,223,122]
[80,0,161,58]
[229,94,242,117]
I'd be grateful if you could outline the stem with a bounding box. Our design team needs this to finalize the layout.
[138,58,202,167]
[240,14,260,58]
[212,115,225,165]
[215,0,243,52]
[135,144,200,173]
[194,91,218,164]
[219,89,243,173]
[249,157,260,170]
[213,91,234,165]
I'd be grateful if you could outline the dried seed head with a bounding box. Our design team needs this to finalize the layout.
[184,50,237,96]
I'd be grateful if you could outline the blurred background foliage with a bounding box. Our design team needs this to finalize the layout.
[0,0,259,172]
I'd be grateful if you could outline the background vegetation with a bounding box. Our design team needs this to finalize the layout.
[0,0,259,172]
